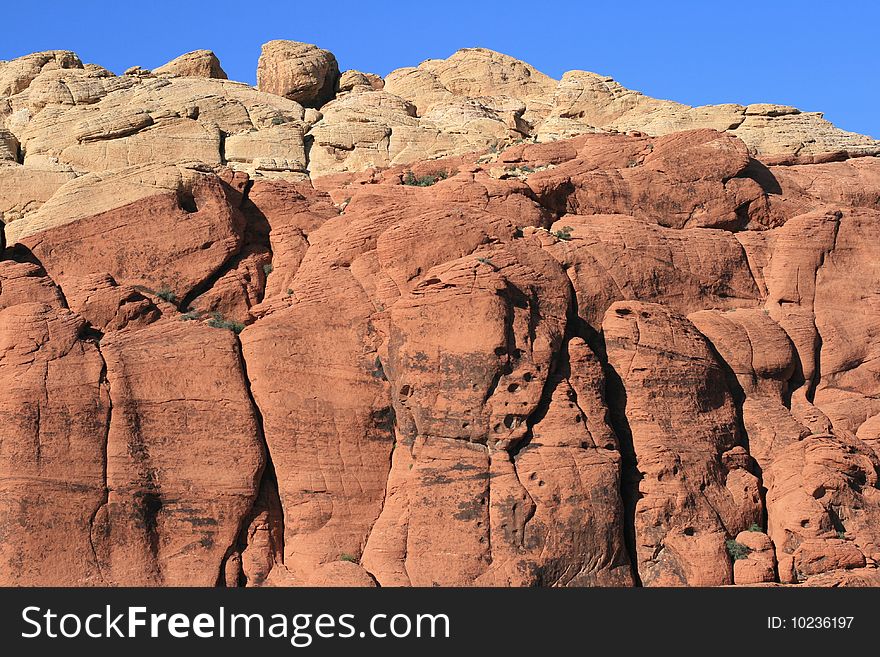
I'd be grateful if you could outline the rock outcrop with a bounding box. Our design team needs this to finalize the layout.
[1,42,879,588]
[153,50,228,79]
[256,40,339,107]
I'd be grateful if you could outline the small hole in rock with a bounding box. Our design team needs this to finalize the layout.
[177,190,198,213]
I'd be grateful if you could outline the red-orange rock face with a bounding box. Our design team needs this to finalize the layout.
[21,171,249,306]
[603,302,762,586]
[94,321,264,585]
[0,260,108,585]
[2,126,880,587]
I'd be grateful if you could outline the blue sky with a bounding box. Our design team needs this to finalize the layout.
[3,1,877,137]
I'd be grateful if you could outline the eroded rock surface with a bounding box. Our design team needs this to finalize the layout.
[2,42,880,587]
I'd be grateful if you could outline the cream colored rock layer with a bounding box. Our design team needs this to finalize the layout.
[2,44,878,241]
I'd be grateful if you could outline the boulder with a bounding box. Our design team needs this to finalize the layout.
[256,40,339,107]
[153,49,228,79]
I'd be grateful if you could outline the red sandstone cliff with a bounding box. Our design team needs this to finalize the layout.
[1,44,879,586]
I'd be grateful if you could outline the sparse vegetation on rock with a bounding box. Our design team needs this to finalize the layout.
[402,170,449,186]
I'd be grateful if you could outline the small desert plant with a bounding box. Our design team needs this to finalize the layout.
[551,226,574,241]
[206,312,245,334]
[263,263,274,276]
[180,310,202,321]
[156,286,177,303]
[748,523,763,533]
[338,553,357,563]
[725,539,752,561]
[476,257,495,267]
[402,170,449,187]
[837,530,847,540]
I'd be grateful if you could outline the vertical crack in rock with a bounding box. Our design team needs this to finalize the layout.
[501,268,634,585]
[86,338,111,585]
[362,389,396,558]
[702,336,771,535]
[241,178,276,308]
[806,216,840,404]
[178,178,268,314]
[541,246,644,586]
[303,133,314,173]
[579,335,643,587]
[220,333,287,586]
[218,131,227,165]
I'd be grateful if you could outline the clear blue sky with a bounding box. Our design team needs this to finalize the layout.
[3,1,877,137]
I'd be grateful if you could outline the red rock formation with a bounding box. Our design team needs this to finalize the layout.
[94,321,264,585]
[0,260,109,584]
[527,130,773,230]
[2,124,880,588]
[603,302,762,586]
[21,170,249,305]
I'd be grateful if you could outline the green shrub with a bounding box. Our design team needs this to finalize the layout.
[180,310,202,321]
[748,523,763,532]
[725,539,752,561]
[402,170,448,187]
[156,286,177,303]
[476,257,495,267]
[263,263,274,276]
[551,226,574,241]
[206,312,245,334]
[338,553,357,563]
